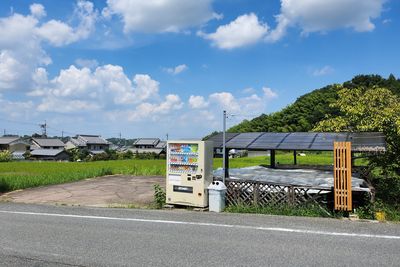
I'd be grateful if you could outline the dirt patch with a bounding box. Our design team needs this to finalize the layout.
[0,175,165,208]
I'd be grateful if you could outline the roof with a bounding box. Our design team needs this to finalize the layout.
[0,136,20,145]
[30,149,65,156]
[77,135,109,145]
[69,138,87,147]
[128,148,165,154]
[32,138,65,147]
[208,132,386,152]
[155,141,167,149]
[133,138,160,146]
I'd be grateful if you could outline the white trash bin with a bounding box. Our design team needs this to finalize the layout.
[208,181,227,212]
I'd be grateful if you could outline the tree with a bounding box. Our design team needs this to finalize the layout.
[314,86,400,176]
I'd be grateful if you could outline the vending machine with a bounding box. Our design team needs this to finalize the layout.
[166,140,214,207]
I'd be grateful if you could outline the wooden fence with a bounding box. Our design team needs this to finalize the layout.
[225,178,332,212]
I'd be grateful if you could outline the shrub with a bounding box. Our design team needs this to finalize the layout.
[153,184,166,209]
[0,150,12,162]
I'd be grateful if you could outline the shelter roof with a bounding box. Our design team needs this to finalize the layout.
[208,132,386,152]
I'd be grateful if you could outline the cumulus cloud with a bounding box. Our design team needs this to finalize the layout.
[262,87,278,99]
[33,64,160,111]
[199,13,269,49]
[189,95,209,109]
[266,0,386,42]
[186,86,279,128]
[36,0,98,46]
[103,0,217,33]
[30,3,46,18]
[75,58,99,69]
[0,1,98,93]
[312,65,334,76]
[110,94,184,122]
[163,64,188,75]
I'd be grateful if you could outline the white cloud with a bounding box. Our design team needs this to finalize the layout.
[30,3,46,19]
[132,74,160,103]
[199,13,269,49]
[209,92,241,112]
[0,1,98,92]
[262,87,278,99]
[189,95,209,109]
[37,97,101,113]
[312,65,334,76]
[123,94,184,122]
[163,64,188,75]
[103,0,216,33]
[267,0,386,42]
[36,0,97,46]
[75,58,99,69]
[0,97,35,119]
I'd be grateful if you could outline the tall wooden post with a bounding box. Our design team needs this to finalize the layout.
[334,142,352,211]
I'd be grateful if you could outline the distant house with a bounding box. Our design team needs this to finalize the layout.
[65,134,110,154]
[29,138,67,161]
[0,136,30,152]
[30,149,69,161]
[129,138,167,155]
[31,138,65,150]
[0,136,30,159]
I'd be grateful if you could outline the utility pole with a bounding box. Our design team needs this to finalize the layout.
[222,110,227,183]
[119,132,122,146]
[3,129,5,136]
[166,133,169,141]
[39,120,47,137]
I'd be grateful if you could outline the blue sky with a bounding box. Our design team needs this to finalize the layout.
[0,0,399,139]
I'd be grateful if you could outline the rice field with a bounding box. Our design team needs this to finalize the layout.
[0,152,366,193]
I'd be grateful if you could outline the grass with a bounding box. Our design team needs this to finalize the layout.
[225,203,333,218]
[0,160,165,193]
[0,152,362,193]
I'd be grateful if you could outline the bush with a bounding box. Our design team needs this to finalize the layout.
[0,150,12,162]
[153,184,166,209]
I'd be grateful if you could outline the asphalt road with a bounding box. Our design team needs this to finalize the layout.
[0,203,399,267]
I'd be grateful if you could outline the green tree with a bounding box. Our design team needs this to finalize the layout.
[314,86,400,175]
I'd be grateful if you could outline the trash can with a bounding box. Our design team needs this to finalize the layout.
[208,181,227,212]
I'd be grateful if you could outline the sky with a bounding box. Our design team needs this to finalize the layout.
[0,0,399,140]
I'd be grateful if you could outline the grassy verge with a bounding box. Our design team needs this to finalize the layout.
[225,203,333,218]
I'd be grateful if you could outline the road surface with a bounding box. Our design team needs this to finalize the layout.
[0,203,399,266]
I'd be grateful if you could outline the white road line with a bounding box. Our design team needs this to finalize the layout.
[1,210,399,240]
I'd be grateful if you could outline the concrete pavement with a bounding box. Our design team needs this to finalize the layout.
[0,175,165,207]
[0,203,400,266]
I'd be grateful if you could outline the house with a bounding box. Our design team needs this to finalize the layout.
[0,136,30,152]
[31,138,65,150]
[0,136,30,159]
[129,138,167,155]
[65,134,110,154]
[30,149,69,161]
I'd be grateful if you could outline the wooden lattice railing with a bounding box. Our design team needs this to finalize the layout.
[225,178,332,211]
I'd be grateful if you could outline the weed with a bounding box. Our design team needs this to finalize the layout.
[225,203,333,218]
[153,184,166,209]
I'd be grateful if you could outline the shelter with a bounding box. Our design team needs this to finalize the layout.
[208,132,386,177]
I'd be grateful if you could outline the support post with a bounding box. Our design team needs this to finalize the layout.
[270,149,276,168]
[222,110,227,183]
[293,150,297,165]
[224,148,230,179]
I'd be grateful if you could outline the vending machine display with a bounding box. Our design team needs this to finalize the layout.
[166,140,213,207]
